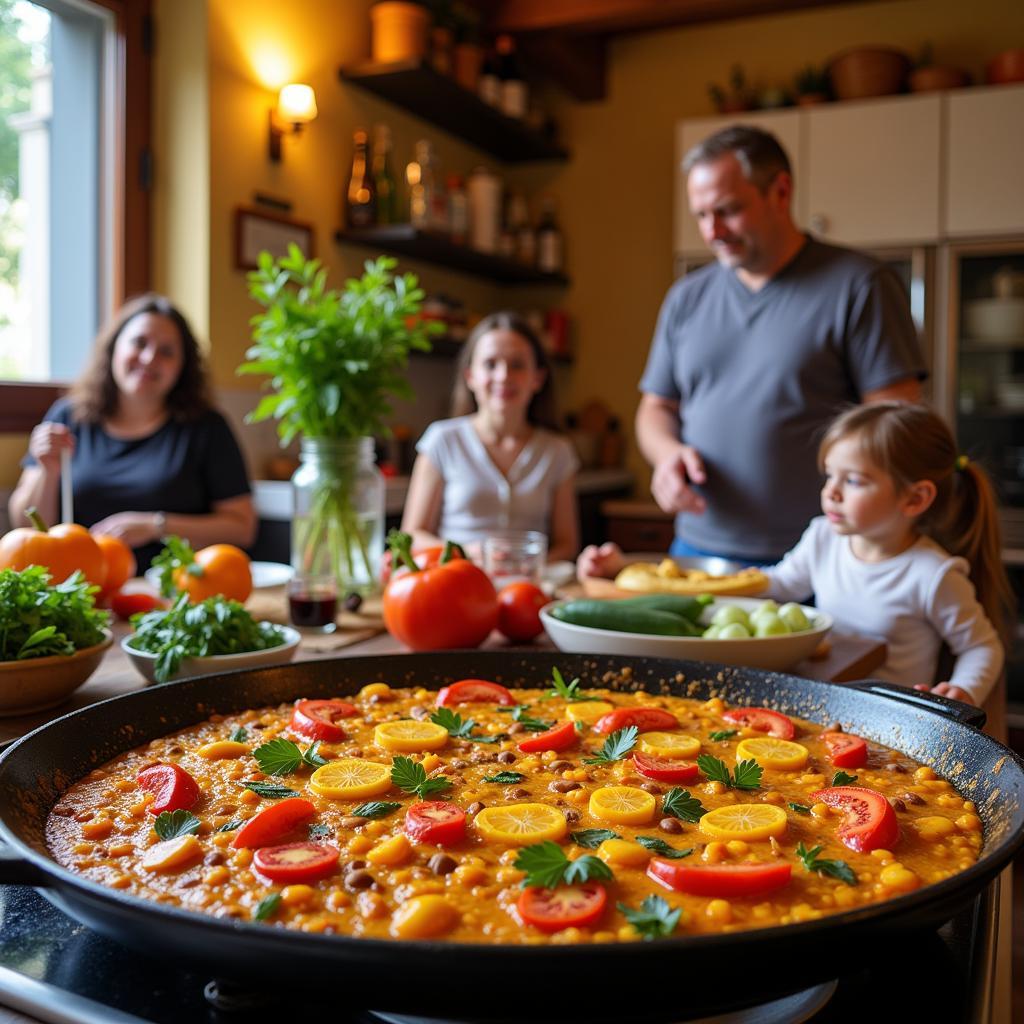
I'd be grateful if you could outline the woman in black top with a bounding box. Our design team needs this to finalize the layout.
[9,294,256,570]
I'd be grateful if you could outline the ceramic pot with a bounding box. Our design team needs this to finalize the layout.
[370,1,430,64]
[986,49,1024,85]
[828,47,910,100]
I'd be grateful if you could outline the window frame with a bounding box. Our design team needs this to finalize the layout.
[0,0,152,432]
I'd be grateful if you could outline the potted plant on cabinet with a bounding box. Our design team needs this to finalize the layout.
[708,64,752,113]
[794,64,831,105]
[240,247,440,595]
[909,44,969,92]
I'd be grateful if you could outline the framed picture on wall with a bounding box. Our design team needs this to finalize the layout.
[234,207,314,270]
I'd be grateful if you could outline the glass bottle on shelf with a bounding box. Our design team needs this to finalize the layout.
[478,44,501,108]
[372,124,398,226]
[447,173,469,245]
[496,35,528,119]
[506,189,535,265]
[408,139,444,231]
[536,197,564,274]
[346,128,375,229]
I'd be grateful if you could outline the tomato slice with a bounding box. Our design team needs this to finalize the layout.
[593,707,678,735]
[632,752,700,783]
[404,801,467,845]
[809,785,900,853]
[822,732,868,769]
[647,858,792,898]
[289,699,358,742]
[517,719,577,753]
[253,842,340,883]
[722,707,795,740]
[435,679,515,707]
[231,797,317,849]
[517,882,607,933]
[137,764,200,814]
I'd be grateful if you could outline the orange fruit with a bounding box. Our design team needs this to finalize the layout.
[93,534,137,603]
[174,544,252,603]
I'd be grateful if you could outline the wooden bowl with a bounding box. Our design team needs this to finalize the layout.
[0,630,113,717]
[909,66,970,93]
[828,47,910,100]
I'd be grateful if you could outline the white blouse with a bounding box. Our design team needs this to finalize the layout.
[415,416,579,548]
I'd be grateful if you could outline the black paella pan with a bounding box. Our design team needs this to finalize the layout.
[0,651,1021,1021]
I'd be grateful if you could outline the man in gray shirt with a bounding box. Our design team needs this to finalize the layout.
[637,126,925,564]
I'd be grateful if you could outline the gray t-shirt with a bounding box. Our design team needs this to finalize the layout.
[640,237,925,560]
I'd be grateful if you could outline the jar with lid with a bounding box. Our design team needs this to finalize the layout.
[467,166,502,253]
[291,437,384,596]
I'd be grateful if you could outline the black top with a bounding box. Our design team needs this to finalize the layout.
[27,398,251,569]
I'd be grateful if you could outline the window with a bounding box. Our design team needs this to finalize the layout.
[0,0,150,429]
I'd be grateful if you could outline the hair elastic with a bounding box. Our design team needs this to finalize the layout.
[955,454,969,472]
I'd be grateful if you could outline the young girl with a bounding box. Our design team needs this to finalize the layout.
[580,402,1012,706]
[401,312,579,561]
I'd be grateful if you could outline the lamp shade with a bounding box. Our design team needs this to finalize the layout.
[277,83,317,125]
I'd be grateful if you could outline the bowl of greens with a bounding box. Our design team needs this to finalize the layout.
[122,593,300,685]
[0,566,113,716]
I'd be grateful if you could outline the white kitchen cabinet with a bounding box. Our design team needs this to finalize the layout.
[674,109,804,256]
[803,94,942,247]
[944,84,1024,238]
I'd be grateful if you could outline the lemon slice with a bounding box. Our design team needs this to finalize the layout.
[735,737,809,771]
[638,732,702,759]
[309,758,392,800]
[474,803,568,845]
[374,720,449,753]
[588,786,657,825]
[566,700,614,724]
[700,803,788,841]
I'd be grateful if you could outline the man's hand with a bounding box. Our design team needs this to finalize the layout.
[91,512,161,547]
[577,542,626,580]
[28,422,74,474]
[913,681,975,705]
[651,445,707,515]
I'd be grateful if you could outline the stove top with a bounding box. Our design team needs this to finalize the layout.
[0,881,999,1024]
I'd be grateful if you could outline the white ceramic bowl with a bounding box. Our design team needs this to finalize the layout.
[540,596,831,672]
[122,626,302,685]
[964,298,1024,345]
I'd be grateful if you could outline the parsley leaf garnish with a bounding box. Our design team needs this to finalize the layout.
[153,810,201,840]
[253,893,281,921]
[431,707,476,738]
[795,842,857,885]
[391,756,453,799]
[483,771,525,784]
[583,726,638,765]
[546,666,603,702]
[215,819,245,833]
[308,823,333,839]
[788,802,812,815]
[229,726,248,742]
[570,828,622,848]
[349,801,402,819]
[616,895,682,940]
[696,754,762,790]
[635,836,694,859]
[708,729,738,741]
[660,787,706,823]
[832,770,859,786]
[252,737,325,776]
[513,841,613,889]
[511,705,553,732]
[302,741,328,768]
[243,781,299,799]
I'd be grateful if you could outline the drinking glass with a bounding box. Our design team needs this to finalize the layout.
[287,573,338,633]
[483,530,547,589]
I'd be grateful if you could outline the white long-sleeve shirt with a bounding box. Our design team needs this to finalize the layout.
[763,516,1004,705]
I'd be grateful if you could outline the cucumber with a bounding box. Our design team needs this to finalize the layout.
[550,600,703,637]
[611,593,713,623]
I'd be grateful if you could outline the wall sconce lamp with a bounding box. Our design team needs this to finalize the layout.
[268,83,318,162]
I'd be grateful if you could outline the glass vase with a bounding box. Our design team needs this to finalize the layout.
[290,437,384,596]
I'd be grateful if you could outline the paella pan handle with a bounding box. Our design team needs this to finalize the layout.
[0,840,53,887]
[846,681,987,729]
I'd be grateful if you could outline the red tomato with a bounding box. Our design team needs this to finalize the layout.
[404,801,467,845]
[593,707,678,735]
[632,752,700,783]
[289,699,358,742]
[822,732,868,769]
[383,556,499,651]
[647,858,792,898]
[496,582,550,643]
[517,719,577,753]
[110,590,166,621]
[231,798,317,849]
[253,842,340,883]
[809,786,900,853]
[435,679,515,707]
[722,707,795,740]
[136,764,200,815]
[517,882,607,933]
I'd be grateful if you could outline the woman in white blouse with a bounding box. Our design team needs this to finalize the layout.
[401,313,580,561]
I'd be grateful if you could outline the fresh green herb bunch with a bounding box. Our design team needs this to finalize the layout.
[0,567,108,661]
[126,593,286,683]
[240,247,441,445]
